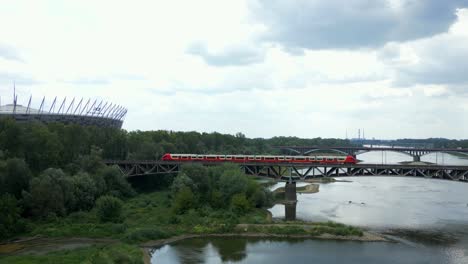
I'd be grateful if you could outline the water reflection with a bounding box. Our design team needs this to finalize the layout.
[151,237,461,264]
[151,238,249,263]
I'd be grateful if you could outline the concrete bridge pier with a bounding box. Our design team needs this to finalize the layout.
[285,181,297,202]
[284,180,297,221]
[285,202,297,221]
[413,155,421,162]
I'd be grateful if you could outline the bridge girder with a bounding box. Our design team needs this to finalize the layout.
[105,161,468,183]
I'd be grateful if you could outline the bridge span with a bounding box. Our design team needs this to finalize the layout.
[104,160,468,182]
[272,145,468,162]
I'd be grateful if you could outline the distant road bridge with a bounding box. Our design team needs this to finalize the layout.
[272,146,468,162]
[104,160,468,182]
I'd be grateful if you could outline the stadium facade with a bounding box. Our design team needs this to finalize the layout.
[0,95,127,129]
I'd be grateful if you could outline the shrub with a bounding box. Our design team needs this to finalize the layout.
[172,186,197,214]
[0,194,24,239]
[95,195,123,223]
[230,193,252,215]
[124,228,170,243]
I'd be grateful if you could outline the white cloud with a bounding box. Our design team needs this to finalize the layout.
[0,1,467,139]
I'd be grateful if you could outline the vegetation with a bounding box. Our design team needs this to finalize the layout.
[238,222,364,237]
[95,196,123,223]
[0,118,368,262]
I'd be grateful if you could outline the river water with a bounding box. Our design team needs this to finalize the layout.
[151,152,468,263]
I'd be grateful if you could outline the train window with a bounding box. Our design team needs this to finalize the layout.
[309,157,316,161]
[234,156,244,160]
[295,157,305,161]
[255,156,262,160]
[172,155,180,159]
[181,156,189,160]
[278,157,284,160]
[196,156,203,160]
[248,156,255,160]
[191,155,197,159]
[206,156,216,160]
[226,156,232,159]
[317,157,323,161]
[219,156,225,160]
[338,157,345,161]
[285,157,292,161]
[327,158,334,161]
[265,157,275,161]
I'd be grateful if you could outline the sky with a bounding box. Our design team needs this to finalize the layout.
[1,0,468,139]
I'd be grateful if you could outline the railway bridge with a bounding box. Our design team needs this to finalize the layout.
[272,146,468,162]
[105,160,468,182]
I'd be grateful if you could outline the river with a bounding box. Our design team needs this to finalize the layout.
[151,152,468,263]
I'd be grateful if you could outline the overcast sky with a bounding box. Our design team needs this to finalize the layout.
[1,0,468,139]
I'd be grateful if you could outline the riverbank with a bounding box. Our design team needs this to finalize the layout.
[273,183,320,194]
[141,229,387,249]
[0,187,381,264]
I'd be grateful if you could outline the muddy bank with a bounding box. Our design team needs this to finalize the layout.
[274,183,319,194]
[0,237,117,256]
[141,229,387,249]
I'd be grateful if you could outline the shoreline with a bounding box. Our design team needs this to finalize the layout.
[141,230,388,263]
[141,231,388,249]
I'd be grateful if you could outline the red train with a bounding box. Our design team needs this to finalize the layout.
[161,153,357,164]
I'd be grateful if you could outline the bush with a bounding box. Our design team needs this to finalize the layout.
[22,168,74,218]
[172,186,197,214]
[230,193,252,215]
[99,166,135,198]
[0,194,24,239]
[124,228,170,243]
[95,195,123,223]
[0,158,32,199]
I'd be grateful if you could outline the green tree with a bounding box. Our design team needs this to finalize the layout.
[180,164,211,201]
[170,172,196,196]
[219,169,249,201]
[71,173,98,211]
[95,195,123,222]
[172,186,197,214]
[99,166,135,198]
[0,158,32,199]
[230,193,251,215]
[23,168,75,218]
[0,194,23,239]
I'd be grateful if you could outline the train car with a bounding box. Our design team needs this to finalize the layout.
[161,153,357,164]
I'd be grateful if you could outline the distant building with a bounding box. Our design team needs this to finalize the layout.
[0,96,127,129]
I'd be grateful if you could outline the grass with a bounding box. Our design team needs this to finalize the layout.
[0,243,143,264]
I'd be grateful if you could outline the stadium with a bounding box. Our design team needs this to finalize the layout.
[0,92,127,129]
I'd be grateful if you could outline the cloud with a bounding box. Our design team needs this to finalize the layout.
[0,44,23,62]
[380,9,468,88]
[65,77,110,85]
[250,0,468,51]
[187,42,265,66]
[0,72,37,86]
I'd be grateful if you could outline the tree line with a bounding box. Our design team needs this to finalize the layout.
[0,117,352,173]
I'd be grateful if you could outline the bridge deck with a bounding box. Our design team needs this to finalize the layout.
[105,160,468,182]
